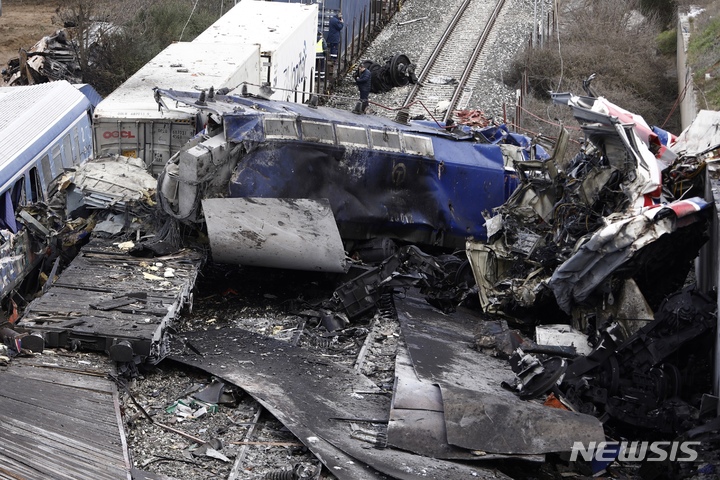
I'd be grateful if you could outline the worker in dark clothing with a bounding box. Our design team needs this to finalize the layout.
[353,64,372,114]
[327,13,344,58]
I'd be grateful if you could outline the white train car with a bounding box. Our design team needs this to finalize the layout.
[194,0,318,104]
[0,80,97,301]
[92,42,262,173]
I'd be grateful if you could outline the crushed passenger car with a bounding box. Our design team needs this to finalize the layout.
[466,91,712,331]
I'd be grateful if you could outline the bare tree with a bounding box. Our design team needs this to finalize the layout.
[54,0,147,73]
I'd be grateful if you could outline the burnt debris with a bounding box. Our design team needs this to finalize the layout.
[1,30,83,86]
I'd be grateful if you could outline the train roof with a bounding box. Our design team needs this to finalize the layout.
[93,42,261,120]
[0,81,91,191]
[155,87,453,138]
[193,0,318,54]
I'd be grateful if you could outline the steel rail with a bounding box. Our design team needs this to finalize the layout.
[402,0,472,106]
[442,0,506,124]
[400,0,506,123]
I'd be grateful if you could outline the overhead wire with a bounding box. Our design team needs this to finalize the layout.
[178,0,200,42]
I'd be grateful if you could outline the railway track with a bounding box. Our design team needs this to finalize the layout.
[401,0,506,123]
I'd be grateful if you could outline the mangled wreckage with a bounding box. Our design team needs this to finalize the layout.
[2,66,719,477]
[0,81,197,366]
[1,30,84,86]
[142,84,717,465]
[153,86,547,269]
[0,81,98,306]
[459,90,720,450]
[467,91,711,326]
[361,53,421,94]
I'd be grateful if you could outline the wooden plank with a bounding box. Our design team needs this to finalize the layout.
[0,366,130,480]
[0,395,121,447]
[11,364,116,393]
[0,429,124,480]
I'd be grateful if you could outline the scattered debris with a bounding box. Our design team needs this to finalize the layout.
[455,109,491,127]
[507,285,716,434]
[1,30,82,86]
[0,80,98,303]
[19,238,203,365]
[171,325,512,480]
[1,5,719,476]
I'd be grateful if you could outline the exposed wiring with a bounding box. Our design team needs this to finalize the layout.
[661,75,691,128]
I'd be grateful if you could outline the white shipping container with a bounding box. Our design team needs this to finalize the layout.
[194,0,318,103]
[93,42,261,172]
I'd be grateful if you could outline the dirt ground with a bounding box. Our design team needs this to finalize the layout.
[0,0,59,67]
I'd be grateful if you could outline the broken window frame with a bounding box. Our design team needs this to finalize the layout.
[263,117,299,140]
[28,167,43,204]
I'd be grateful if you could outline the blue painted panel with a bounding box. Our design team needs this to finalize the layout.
[154,87,538,249]
[227,128,509,248]
[75,84,103,111]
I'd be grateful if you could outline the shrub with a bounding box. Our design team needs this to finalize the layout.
[505,0,680,132]
[59,0,225,95]
[656,28,677,55]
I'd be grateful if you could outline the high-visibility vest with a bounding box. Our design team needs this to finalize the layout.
[316,38,325,54]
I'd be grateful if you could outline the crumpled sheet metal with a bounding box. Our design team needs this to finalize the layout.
[395,293,605,455]
[171,328,508,480]
[552,92,677,169]
[388,344,546,462]
[73,155,157,209]
[466,240,544,314]
[550,197,710,313]
[466,89,711,318]
[440,384,602,455]
[671,109,720,158]
[2,30,83,86]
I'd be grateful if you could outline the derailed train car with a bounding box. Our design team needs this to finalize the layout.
[466,90,712,329]
[0,81,99,303]
[154,87,546,271]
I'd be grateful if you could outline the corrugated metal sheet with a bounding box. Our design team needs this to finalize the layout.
[672,109,720,156]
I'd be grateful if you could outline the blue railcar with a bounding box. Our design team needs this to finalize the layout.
[156,88,543,251]
[0,81,100,300]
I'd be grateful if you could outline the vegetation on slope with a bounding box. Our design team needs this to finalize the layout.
[505,0,681,137]
[686,1,720,110]
[55,0,227,95]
